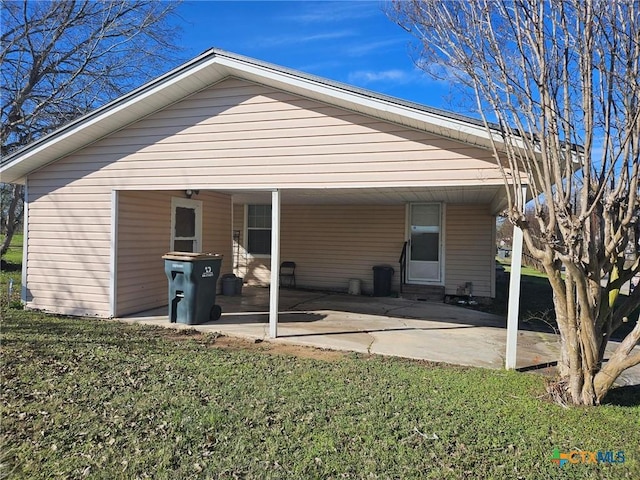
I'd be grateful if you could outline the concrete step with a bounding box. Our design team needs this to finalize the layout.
[400,284,445,302]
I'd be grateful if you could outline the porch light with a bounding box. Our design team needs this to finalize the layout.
[185,189,199,199]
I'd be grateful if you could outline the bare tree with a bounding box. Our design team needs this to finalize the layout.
[0,0,182,255]
[391,0,640,405]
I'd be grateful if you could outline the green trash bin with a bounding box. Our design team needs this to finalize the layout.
[163,252,223,325]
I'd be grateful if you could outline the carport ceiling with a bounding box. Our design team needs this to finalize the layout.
[227,186,507,212]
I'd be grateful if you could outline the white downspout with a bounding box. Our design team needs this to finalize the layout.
[505,186,527,370]
[269,189,281,338]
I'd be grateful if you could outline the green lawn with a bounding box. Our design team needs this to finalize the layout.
[490,260,557,328]
[2,310,639,479]
[1,233,23,265]
[495,259,639,340]
[2,238,639,478]
[0,272,21,311]
[502,260,550,279]
[1,233,22,310]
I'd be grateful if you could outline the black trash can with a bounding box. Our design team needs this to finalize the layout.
[163,252,223,324]
[221,273,244,296]
[372,265,394,297]
[221,273,237,296]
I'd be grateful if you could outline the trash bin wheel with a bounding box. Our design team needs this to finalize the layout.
[210,304,222,321]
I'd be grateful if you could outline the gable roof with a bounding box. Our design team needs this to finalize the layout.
[0,48,503,184]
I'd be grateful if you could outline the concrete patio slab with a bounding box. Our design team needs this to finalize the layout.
[118,287,640,387]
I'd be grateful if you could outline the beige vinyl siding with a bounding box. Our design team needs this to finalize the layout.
[116,191,171,316]
[116,190,232,317]
[25,77,503,316]
[445,204,495,298]
[233,205,271,286]
[25,186,112,316]
[283,205,404,293]
[231,204,249,280]
[241,258,272,286]
[201,191,234,280]
[234,204,405,293]
[33,78,504,192]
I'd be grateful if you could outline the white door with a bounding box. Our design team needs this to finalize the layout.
[407,203,442,283]
[171,197,202,252]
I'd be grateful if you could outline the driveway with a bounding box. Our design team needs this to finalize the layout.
[119,287,640,386]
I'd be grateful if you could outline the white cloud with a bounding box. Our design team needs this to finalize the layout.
[300,31,355,42]
[280,2,380,24]
[348,69,412,84]
[345,38,406,57]
[254,30,354,48]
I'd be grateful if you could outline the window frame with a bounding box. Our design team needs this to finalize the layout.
[245,204,272,257]
[407,202,444,284]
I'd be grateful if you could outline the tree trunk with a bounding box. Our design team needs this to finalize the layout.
[551,275,640,406]
[594,320,640,403]
[0,184,23,257]
[549,269,598,406]
[390,0,640,406]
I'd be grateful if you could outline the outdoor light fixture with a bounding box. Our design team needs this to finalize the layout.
[185,189,199,199]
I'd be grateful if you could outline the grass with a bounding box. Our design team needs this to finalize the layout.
[484,260,557,329]
[1,233,22,310]
[502,261,550,279]
[2,236,639,478]
[1,233,23,265]
[1,310,640,479]
[494,259,639,340]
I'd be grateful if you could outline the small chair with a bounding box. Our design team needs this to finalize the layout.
[279,261,296,288]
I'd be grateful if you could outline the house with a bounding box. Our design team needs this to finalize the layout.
[1,49,524,349]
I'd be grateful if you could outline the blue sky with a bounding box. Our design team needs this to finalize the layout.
[175,1,466,113]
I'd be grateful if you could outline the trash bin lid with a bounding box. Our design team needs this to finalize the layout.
[162,252,223,261]
[373,265,394,273]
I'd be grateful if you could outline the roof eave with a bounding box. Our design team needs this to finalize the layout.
[0,48,502,184]
[1,48,226,183]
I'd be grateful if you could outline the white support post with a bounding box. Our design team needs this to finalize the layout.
[109,190,119,317]
[21,182,29,304]
[505,186,527,369]
[269,189,281,338]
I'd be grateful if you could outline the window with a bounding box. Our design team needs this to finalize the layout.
[408,203,442,282]
[247,204,271,255]
[410,204,440,262]
[171,197,202,252]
